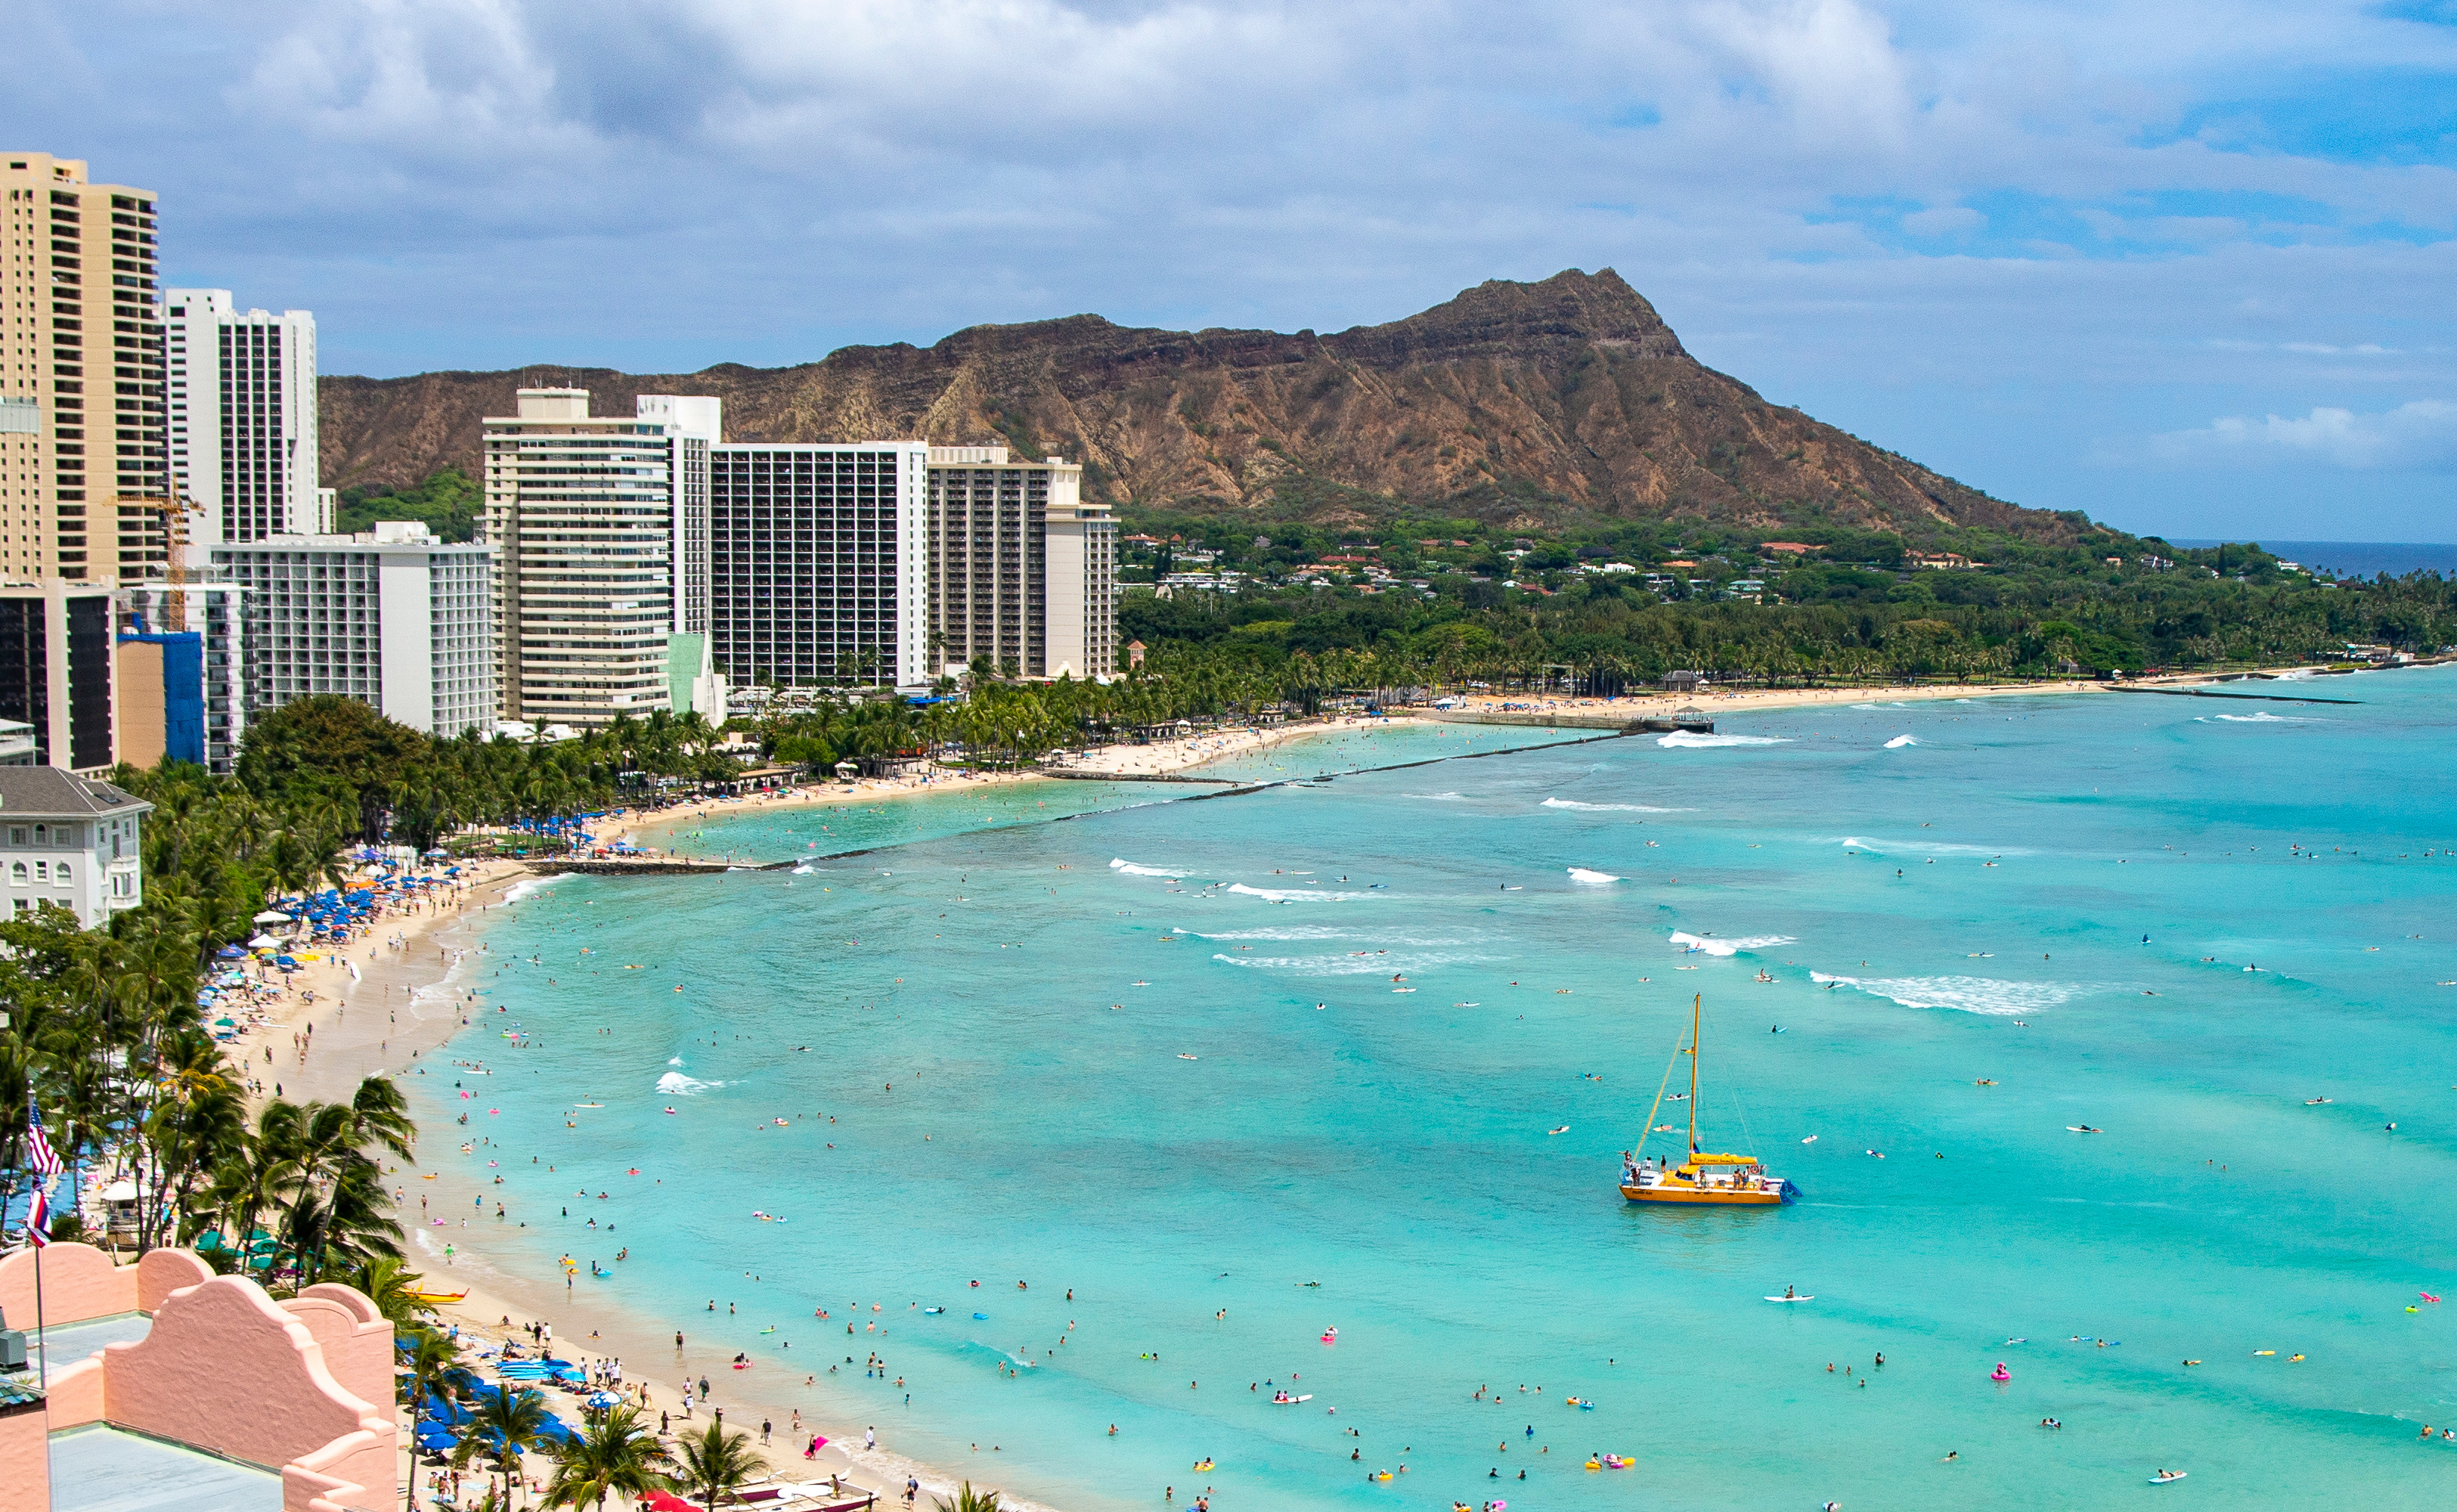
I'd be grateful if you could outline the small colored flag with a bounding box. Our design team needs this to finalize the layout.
[26,1095,62,1176]
[23,1186,51,1247]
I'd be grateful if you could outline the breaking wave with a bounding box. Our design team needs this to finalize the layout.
[1111,858,1190,878]
[2200,711,2316,724]
[1213,951,1489,976]
[1228,883,1376,903]
[1837,837,2027,857]
[1541,798,1687,813]
[1658,732,1789,748]
[1883,734,1919,748]
[1668,931,1794,956]
[502,874,574,904]
[1567,868,1622,885]
[1811,972,2081,1016]
[655,1071,723,1095]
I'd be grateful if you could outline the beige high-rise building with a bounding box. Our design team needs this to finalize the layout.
[0,153,169,584]
[482,389,720,727]
[926,446,1117,680]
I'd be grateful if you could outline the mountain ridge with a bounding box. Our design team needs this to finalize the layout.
[321,269,2073,541]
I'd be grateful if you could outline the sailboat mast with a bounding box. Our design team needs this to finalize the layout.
[1687,994,1702,1157]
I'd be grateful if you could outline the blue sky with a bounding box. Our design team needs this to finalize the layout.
[12,0,2455,541]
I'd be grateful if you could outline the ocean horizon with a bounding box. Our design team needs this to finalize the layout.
[2168,540,2457,578]
[412,681,2457,1510]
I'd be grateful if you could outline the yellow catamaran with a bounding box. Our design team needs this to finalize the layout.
[1620,994,1792,1205]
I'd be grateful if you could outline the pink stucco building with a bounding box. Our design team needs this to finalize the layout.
[0,1243,397,1512]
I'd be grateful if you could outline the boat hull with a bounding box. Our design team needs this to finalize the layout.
[1620,1183,1786,1206]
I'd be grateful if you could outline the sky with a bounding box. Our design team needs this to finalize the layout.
[11,0,2455,541]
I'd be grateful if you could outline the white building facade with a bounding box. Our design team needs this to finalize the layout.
[709,442,931,690]
[926,447,1116,680]
[481,389,720,727]
[210,523,496,737]
[0,766,149,928]
[165,290,319,563]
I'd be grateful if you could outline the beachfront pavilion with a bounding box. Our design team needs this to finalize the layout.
[0,1243,396,1512]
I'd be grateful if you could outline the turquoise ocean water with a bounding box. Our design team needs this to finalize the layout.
[417,683,2457,1509]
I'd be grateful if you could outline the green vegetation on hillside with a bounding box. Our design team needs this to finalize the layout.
[336,465,480,541]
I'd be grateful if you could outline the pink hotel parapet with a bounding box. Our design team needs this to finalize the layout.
[0,1243,398,1512]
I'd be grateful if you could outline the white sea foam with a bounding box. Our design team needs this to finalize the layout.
[1176,924,1349,941]
[2205,711,2313,723]
[1836,836,2027,857]
[655,1070,723,1095]
[1668,931,1795,956]
[1412,792,1471,802]
[1541,798,1687,813]
[1213,951,1490,976]
[1228,883,1375,902]
[1567,867,1622,885]
[502,873,574,904]
[1811,972,2080,1016]
[1851,701,1915,709]
[667,1057,683,1066]
[1111,858,1190,878]
[1883,734,1919,748]
[1658,732,1789,748]
[790,863,816,875]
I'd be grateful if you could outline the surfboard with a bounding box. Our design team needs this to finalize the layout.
[1765,1295,1814,1303]
[2150,1473,2187,1484]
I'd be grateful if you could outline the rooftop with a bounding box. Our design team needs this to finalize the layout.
[0,767,153,819]
[49,1423,281,1512]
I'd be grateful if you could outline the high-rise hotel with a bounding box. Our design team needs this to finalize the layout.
[926,445,1115,680]
[482,389,1117,720]
[166,289,324,559]
[481,389,725,728]
[1,153,170,583]
[709,442,931,690]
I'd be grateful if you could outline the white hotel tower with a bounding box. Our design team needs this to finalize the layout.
[165,290,324,564]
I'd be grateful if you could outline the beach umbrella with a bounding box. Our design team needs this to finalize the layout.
[247,934,280,949]
[215,944,245,959]
[414,1424,458,1452]
[213,1018,237,1027]
[584,1390,621,1409]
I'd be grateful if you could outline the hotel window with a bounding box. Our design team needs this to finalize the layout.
[5,827,20,845]
[6,862,18,882]
[56,862,69,885]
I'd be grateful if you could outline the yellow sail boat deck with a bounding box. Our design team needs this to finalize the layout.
[1620,993,1792,1206]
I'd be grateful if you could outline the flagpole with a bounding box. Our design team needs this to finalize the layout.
[32,1232,44,1390]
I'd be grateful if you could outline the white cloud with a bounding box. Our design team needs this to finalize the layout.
[2151,401,2457,470]
[14,0,2457,537]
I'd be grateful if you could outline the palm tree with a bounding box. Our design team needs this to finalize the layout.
[400,1327,462,1512]
[542,1404,675,1512]
[933,1486,1004,1512]
[457,1385,559,1511]
[351,1254,435,1327]
[673,1421,766,1512]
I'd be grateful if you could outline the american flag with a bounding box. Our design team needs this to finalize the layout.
[26,1095,63,1176]
[23,1185,51,1247]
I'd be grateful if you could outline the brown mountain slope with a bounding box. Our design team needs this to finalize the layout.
[321,268,2067,540]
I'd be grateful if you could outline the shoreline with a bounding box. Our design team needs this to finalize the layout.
[309,667,2357,1512]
